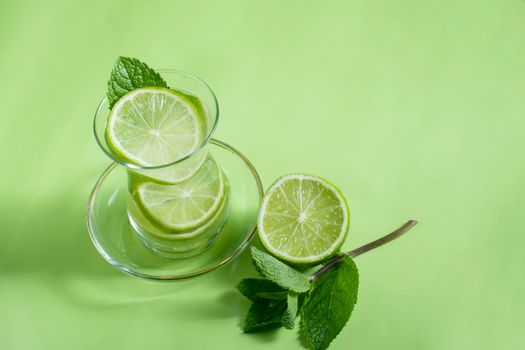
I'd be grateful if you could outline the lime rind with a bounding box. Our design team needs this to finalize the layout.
[257,174,350,265]
[132,151,208,185]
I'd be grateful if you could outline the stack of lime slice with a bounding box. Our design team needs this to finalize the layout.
[106,87,229,243]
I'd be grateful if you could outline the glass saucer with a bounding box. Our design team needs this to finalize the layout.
[86,139,264,280]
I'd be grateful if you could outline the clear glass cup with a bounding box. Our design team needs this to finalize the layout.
[86,139,263,279]
[94,70,228,258]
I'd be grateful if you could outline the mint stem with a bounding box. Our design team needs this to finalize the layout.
[310,220,418,282]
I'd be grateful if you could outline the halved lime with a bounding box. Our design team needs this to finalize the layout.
[257,174,350,264]
[134,156,225,231]
[106,87,204,166]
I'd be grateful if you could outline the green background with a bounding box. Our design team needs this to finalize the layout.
[1,0,524,349]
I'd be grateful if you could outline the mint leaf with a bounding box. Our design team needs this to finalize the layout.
[238,279,305,332]
[251,247,310,293]
[281,292,298,329]
[242,294,301,332]
[300,257,359,350]
[107,56,167,109]
[243,298,287,333]
[237,278,288,301]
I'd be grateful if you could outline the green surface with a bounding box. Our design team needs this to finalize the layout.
[1,0,524,349]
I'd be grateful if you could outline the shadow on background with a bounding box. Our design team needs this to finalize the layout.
[0,167,261,314]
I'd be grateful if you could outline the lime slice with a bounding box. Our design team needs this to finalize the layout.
[129,183,230,240]
[135,156,225,231]
[106,87,203,166]
[133,151,208,185]
[257,174,350,264]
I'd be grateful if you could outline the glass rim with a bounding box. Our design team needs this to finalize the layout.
[93,69,220,170]
[86,138,265,281]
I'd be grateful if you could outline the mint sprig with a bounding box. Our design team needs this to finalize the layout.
[251,247,310,293]
[107,56,167,109]
[243,298,288,333]
[300,257,359,350]
[238,220,418,350]
[237,278,288,301]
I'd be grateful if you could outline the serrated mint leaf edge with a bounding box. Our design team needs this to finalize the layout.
[282,292,299,330]
[237,278,288,302]
[251,247,311,293]
[242,298,287,333]
[299,257,359,350]
[106,56,168,109]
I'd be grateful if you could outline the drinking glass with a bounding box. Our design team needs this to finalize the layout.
[90,71,262,270]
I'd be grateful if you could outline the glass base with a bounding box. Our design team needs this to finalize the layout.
[128,197,231,259]
[86,139,263,280]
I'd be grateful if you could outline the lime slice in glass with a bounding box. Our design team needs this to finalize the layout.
[130,183,230,241]
[257,174,350,264]
[133,151,208,185]
[106,87,204,166]
[134,156,225,231]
